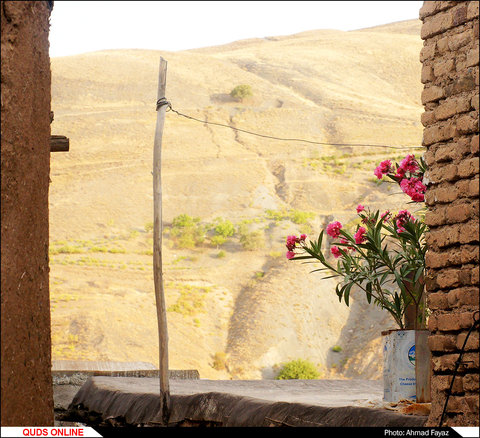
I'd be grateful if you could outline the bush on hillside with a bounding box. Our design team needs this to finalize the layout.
[230,84,253,102]
[275,359,320,380]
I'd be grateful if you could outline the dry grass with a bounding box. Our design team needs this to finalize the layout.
[49,20,423,379]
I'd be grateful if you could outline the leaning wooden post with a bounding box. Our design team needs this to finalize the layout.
[153,56,170,425]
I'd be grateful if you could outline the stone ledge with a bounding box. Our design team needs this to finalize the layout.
[64,376,427,428]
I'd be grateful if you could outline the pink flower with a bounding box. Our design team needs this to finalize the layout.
[286,234,307,255]
[395,210,415,233]
[326,221,342,238]
[356,204,365,213]
[410,191,425,202]
[331,246,342,258]
[400,177,426,202]
[373,160,392,179]
[374,160,393,179]
[286,235,299,251]
[394,166,406,179]
[354,227,367,244]
[381,210,391,220]
[399,154,419,173]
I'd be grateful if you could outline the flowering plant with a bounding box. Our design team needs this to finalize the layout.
[287,154,428,330]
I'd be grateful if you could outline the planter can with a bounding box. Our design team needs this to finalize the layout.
[382,329,416,402]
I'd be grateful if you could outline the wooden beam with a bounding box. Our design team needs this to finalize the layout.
[153,57,170,425]
[50,135,69,152]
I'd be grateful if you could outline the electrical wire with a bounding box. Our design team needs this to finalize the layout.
[156,98,423,151]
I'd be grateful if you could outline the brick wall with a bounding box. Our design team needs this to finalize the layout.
[419,0,479,427]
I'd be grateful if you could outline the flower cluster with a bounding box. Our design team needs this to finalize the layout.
[394,209,416,233]
[286,152,427,330]
[326,221,342,238]
[374,154,426,202]
[373,160,393,179]
[285,234,306,259]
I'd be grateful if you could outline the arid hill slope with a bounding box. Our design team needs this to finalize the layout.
[49,19,424,379]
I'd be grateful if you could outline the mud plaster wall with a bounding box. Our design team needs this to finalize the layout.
[419,0,479,428]
[1,1,54,426]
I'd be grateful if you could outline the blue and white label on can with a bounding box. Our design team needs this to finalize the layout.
[383,330,416,402]
[408,345,415,366]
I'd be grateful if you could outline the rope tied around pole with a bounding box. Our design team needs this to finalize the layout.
[156,97,171,112]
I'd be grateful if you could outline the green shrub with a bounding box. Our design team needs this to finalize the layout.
[332,345,342,353]
[290,209,315,225]
[230,84,253,102]
[213,217,235,238]
[169,214,206,249]
[275,359,320,380]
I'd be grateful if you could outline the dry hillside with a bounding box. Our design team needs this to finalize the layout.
[49,19,424,380]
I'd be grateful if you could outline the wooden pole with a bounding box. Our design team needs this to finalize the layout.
[153,57,170,425]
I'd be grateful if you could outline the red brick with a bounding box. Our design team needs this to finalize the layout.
[471,134,479,154]
[466,46,480,68]
[420,41,437,61]
[420,2,448,20]
[421,64,435,84]
[429,333,457,351]
[463,374,479,392]
[472,94,479,112]
[449,28,476,51]
[459,221,480,244]
[428,313,439,331]
[425,207,447,226]
[459,311,479,329]
[422,85,446,104]
[430,163,458,182]
[445,73,477,96]
[458,157,480,178]
[437,313,462,330]
[458,266,473,286]
[421,110,436,126]
[437,268,462,288]
[456,113,479,134]
[428,291,450,310]
[445,201,475,223]
[434,96,472,120]
[455,178,480,198]
[467,0,480,19]
[453,3,469,26]
[434,143,456,162]
[421,10,454,39]
[464,395,480,416]
[457,330,479,350]
[431,374,463,393]
[447,396,470,414]
[432,352,480,372]
[446,286,480,308]
[460,244,480,264]
[434,58,456,78]
[471,265,479,284]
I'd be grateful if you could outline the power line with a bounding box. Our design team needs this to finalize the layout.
[157,98,423,151]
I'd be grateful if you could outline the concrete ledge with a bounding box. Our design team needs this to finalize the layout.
[67,377,427,427]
